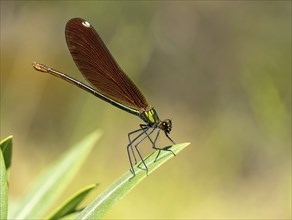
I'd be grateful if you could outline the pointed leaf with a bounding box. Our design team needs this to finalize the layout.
[0,149,8,220]
[12,130,102,219]
[0,135,13,171]
[47,184,97,220]
[76,142,190,219]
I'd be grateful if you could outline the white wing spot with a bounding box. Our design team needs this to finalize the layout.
[82,21,90,28]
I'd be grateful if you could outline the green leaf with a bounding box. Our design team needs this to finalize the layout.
[47,184,97,220]
[0,149,8,220]
[76,142,190,219]
[11,130,102,219]
[0,135,13,171]
[0,136,12,220]
[59,211,80,220]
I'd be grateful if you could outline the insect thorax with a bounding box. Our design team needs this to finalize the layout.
[140,107,160,126]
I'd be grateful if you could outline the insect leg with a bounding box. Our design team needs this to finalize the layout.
[152,129,176,162]
[132,127,157,176]
[127,126,151,178]
[128,127,146,164]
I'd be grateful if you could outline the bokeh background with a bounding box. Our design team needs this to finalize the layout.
[1,1,291,219]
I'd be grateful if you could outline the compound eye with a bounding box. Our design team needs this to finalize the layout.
[161,120,172,133]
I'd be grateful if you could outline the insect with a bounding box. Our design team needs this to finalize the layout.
[33,18,175,178]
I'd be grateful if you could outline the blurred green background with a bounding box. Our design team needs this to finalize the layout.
[1,1,291,219]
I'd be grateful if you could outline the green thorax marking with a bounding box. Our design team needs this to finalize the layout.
[140,107,161,126]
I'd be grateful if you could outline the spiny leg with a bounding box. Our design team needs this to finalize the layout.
[140,124,155,146]
[128,126,148,164]
[127,127,150,176]
[132,127,157,176]
[164,131,176,157]
[151,129,176,162]
[165,132,175,145]
[139,126,176,162]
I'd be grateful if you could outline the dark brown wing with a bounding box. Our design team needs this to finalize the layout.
[65,18,149,110]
